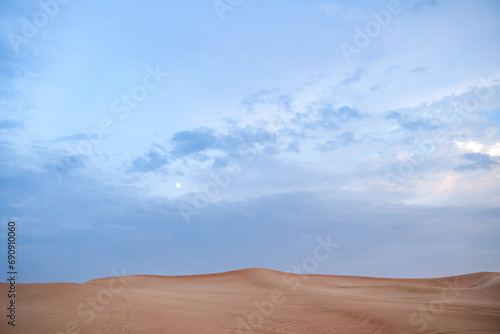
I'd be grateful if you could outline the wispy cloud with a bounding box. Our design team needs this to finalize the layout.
[170,127,218,157]
[129,149,169,173]
[0,119,22,129]
[456,153,499,171]
[385,111,440,131]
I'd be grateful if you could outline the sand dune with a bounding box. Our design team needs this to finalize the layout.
[2,268,500,333]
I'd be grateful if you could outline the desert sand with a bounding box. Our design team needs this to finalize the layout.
[1,268,499,333]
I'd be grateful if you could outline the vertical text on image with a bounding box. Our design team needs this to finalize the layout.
[6,221,17,327]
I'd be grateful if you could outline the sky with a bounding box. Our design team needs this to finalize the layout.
[0,0,499,283]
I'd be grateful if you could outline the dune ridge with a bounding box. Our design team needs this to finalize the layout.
[1,268,499,333]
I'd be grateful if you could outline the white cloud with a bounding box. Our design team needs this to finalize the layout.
[455,140,484,153]
[487,143,500,157]
[455,140,500,157]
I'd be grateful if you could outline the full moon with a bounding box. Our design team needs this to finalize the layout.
[175,183,181,188]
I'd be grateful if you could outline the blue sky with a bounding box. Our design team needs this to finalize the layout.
[1,0,499,283]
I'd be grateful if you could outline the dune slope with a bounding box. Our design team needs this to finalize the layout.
[1,268,500,333]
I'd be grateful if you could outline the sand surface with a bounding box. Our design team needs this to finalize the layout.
[1,268,500,333]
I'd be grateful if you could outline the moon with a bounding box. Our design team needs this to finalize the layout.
[175,183,181,188]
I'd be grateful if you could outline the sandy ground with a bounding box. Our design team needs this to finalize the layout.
[1,268,499,333]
